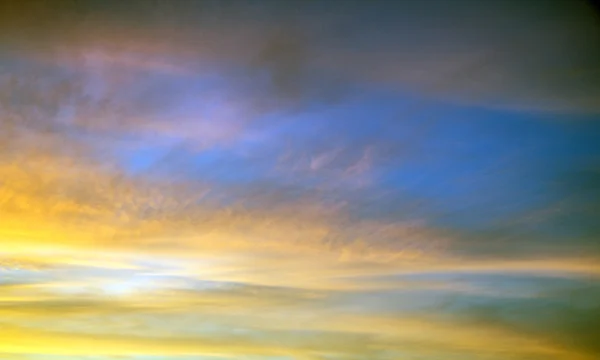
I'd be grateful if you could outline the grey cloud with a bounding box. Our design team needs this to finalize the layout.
[2,0,599,113]
[444,157,600,259]
[436,278,600,358]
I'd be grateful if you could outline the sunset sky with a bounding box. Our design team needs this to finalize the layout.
[1,1,600,359]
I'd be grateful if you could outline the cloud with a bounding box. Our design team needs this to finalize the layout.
[1,2,599,359]
[2,241,598,359]
[437,277,600,359]
[0,310,592,359]
[1,2,597,258]
[2,1,600,113]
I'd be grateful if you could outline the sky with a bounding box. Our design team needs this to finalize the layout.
[0,0,600,359]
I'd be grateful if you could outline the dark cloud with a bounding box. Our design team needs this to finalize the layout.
[1,0,599,112]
